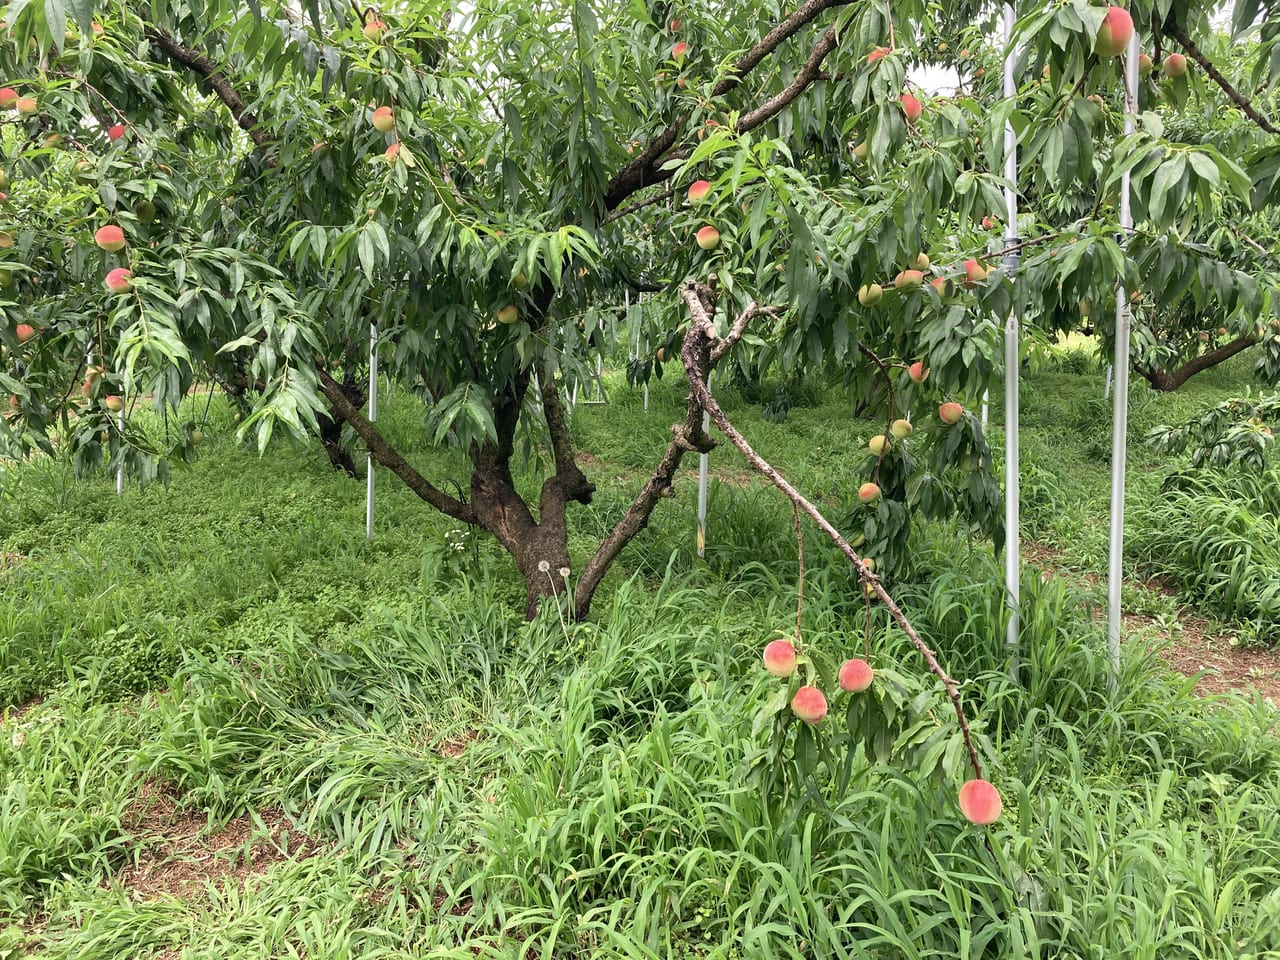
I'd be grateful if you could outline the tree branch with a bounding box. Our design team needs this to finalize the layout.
[1138,335,1259,391]
[146,29,276,155]
[602,0,853,211]
[678,282,984,779]
[737,26,841,133]
[1167,24,1280,136]
[571,289,726,613]
[537,370,596,521]
[317,368,476,523]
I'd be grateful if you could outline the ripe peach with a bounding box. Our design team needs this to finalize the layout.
[1095,6,1134,58]
[858,481,881,503]
[15,323,36,343]
[790,686,828,724]
[107,123,126,141]
[94,225,126,252]
[1163,53,1187,78]
[104,394,124,412]
[762,639,797,677]
[962,258,988,287]
[908,361,929,383]
[900,93,922,123]
[695,225,720,250]
[958,778,1003,824]
[0,88,16,109]
[105,267,133,292]
[838,658,874,693]
[894,269,924,287]
[868,434,889,455]
[939,401,964,424]
[371,106,395,132]
[890,418,912,439]
[686,179,711,203]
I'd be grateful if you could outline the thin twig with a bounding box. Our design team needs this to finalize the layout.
[793,504,805,646]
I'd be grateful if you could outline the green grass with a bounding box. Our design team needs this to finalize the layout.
[1,355,1279,957]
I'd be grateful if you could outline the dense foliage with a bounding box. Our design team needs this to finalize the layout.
[4,0,1280,613]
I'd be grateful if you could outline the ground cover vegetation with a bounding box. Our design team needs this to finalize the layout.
[0,359,1278,957]
[3,0,1280,955]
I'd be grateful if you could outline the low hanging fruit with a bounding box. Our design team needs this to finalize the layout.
[868,435,889,456]
[958,778,1003,824]
[867,46,889,64]
[496,304,519,324]
[686,179,711,203]
[858,481,881,503]
[890,418,913,439]
[15,323,36,343]
[939,401,964,424]
[363,17,387,41]
[672,41,688,60]
[107,123,126,141]
[762,639,797,677]
[0,88,17,109]
[790,686,828,724]
[838,658,874,693]
[908,361,929,383]
[371,106,395,132]
[894,269,924,287]
[104,395,124,412]
[858,283,882,306]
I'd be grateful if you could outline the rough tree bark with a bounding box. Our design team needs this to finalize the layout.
[1136,336,1258,391]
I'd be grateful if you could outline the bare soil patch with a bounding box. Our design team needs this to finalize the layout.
[1023,541,1280,705]
[110,780,322,901]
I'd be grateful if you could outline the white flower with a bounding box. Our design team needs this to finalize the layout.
[538,560,551,573]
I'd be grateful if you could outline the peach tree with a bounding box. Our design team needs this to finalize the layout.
[2,0,1278,623]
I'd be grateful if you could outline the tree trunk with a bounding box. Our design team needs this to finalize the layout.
[1137,336,1257,392]
[316,371,366,478]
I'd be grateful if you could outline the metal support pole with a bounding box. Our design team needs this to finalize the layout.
[1104,363,1113,399]
[697,374,710,557]
[366,320,378,540]
[1002,2,1021,675]
[116,392,124,496]
[1106,34,1139,673]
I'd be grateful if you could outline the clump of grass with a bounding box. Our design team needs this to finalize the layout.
[1132,467,1280,642]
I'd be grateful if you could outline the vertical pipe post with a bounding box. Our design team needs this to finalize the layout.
[1106,33,1139,673]
[1002,2,1021,674]
[697,374,710,557]
[115,391,125,496]
[366,320,378,541]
